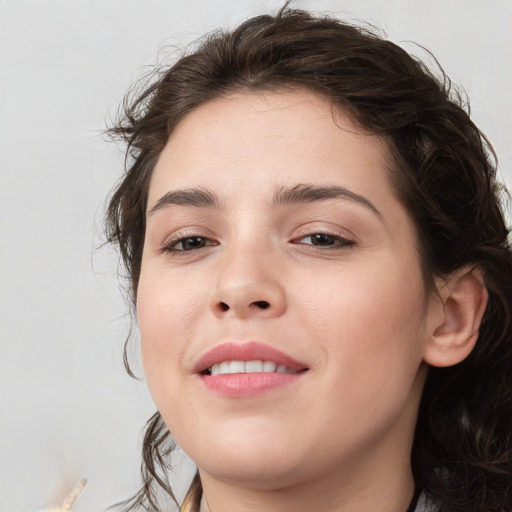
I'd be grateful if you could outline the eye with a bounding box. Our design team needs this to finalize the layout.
[163,235,217,252]
[295,233,354,248]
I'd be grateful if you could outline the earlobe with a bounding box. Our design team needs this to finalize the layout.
[423,266,488,368]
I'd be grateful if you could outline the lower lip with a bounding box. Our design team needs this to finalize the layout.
[201,372,305,398]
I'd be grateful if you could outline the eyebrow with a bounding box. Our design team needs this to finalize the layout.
[272,183,381,217]
[148,183,381,217]
[148,187,219,215]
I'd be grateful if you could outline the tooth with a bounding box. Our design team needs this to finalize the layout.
[245,360,263,373]
[209,360,297,376]
[262,361,277,372]
[229,360,245,374]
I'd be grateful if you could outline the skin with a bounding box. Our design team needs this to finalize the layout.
[137,89,445,511]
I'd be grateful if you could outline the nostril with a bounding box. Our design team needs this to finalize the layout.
[219,302,230,311]
[253,300,270,309]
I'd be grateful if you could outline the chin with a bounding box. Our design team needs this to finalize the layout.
[198,455,306,491]
[181,428,307,489]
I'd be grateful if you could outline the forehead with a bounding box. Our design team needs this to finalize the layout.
[148,88,396,204]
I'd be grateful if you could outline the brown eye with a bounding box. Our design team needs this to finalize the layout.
[299,233,354,248]
[182,237,207,250]
[308,234,337,246]
[165,236,216,252]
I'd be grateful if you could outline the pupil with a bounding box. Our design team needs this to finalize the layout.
[183,237,205,250]
[312,234,335,245]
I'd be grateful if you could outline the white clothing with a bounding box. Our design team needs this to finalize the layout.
[414,493,439,511]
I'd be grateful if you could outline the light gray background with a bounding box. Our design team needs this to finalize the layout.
[1,1,511,511]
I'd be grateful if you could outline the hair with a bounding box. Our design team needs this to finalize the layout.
[105,6,512,512]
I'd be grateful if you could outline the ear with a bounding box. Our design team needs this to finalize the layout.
[423,266,488,368]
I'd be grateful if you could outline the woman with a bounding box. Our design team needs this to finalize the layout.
[106,7,512,512]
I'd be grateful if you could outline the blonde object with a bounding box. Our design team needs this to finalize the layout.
[42,479,87,512]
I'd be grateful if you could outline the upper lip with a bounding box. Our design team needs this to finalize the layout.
[193,341,308,374]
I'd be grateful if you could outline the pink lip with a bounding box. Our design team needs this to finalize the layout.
[194,341,308,398]
[193,341,307,374]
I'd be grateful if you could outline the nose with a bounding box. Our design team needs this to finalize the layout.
[210,245,287,320]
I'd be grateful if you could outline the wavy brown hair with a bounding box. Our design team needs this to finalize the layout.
[106,6,512,512]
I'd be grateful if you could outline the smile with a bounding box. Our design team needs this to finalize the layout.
[195,341,308,397]
[208,360,299,375]
[194,340,308,375]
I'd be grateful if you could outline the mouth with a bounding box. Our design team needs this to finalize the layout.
[204,360,301,376]
[195,340,308,375]
[195,341,309,397]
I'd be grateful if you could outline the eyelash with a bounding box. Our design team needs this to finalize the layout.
[160,231,355,254]
[293,232,355,249]
[160,233,218,253]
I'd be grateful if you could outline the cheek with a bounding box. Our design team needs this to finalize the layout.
[298,254,426,332]
[297,256,427,386]
[291,265,427,452]
[136,268,207,390]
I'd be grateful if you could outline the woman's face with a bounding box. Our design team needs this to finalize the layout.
[137,90,436,489]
